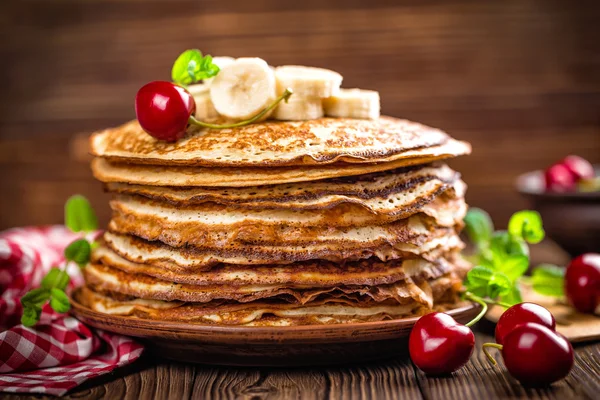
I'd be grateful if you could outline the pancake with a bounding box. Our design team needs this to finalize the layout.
[84,262,438,305]
[90,117,461,167]
[103,163,461,212]
[103,230,464,270]
[91,138,471,187]
[92,244,456,286]
[79,273,462,325]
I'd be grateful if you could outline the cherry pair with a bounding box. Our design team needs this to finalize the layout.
[409,302,574,386]
[544,155,594,192]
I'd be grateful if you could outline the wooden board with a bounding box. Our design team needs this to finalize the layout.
[486,284,600,343]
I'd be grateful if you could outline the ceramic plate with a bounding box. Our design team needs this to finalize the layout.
[70,288,480,366]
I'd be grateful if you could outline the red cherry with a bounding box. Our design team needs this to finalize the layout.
[565,253,600,313]
[500,323,573,386]
[409,312,475,374]
[544,163,576,192]
[135,81,196,142]
[561,155,595,181]
[495,303,556,345]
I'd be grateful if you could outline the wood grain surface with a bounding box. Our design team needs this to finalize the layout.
[2,329,599,400]
[1,0,599,232]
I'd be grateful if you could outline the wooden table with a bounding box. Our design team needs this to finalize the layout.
[4,245,597,400]
[4,321,599,400]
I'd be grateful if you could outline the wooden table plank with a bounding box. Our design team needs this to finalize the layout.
[2,329,598,399]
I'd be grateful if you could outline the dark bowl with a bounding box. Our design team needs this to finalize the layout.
[516,167,600,257]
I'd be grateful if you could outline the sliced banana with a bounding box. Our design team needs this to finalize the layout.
[323,88,380,120]
[210,57,277,121]
[273,96,324,121]
[204,56,235,85]
[275,66,342,98]
[187,83,219,120]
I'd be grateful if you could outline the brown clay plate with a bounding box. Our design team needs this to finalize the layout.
[69,288,480,367]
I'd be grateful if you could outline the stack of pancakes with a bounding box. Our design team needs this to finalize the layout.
[84,117,471,326]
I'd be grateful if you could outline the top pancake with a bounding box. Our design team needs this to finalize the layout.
[90,117,464,167]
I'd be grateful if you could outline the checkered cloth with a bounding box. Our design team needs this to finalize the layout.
[0,226,144,396]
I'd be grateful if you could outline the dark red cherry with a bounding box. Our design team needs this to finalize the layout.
[409,312,475,375]
[544,163,576,192]
[135,81,196,142]
[560,155,595,181]
[495,302,556,345]
[565,253,600,314]
[501,323,573,386]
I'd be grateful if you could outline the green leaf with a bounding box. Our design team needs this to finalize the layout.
[532,264,565,297]
[171,49,220,85]
[64,239,91,268]
[488,232,529,269]
[41,268,70,291]
[20,288,51,307]
[49,288,71,313]
[464,208,494,249]
[65,195,98,233]
[500,282,523,306]
[465,266,494,297]
[21,306,42,327]
[497,254,529,281]
[508,210,545,244]
[487,271,513,299]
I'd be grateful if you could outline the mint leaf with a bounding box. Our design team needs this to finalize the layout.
[532,264,565,297]
[500,282,523,306]
[49,288,71,313]
[64,239,91,268]
[21,306,42,327]
[21,288,51,307]
[171,49,220,85]
[489,232,529,268]
[464,208,494,249]
[488,271,512,299]
[465,266,494,297]
[41,268,70,291]
[497,254,529,281]
[65,195,98,233]
[508,210,545,244]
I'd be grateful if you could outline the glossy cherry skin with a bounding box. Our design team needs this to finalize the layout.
[409,312,475,375]
[561,155,595,181]
[544,163,576,192]
[501,322,574,386]
[135,81,196,142]
[495,302,556,345]
[565,253,600,313]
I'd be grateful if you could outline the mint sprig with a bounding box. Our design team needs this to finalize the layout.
[463,208,545,306]
[171,49,220,86]
[20,195,98,327]
[531,264,565,297]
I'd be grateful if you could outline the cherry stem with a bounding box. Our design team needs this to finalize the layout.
[463,292,489,327]
[188,88,294,129]
[482,343,503,366]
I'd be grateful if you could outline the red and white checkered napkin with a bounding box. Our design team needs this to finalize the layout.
[0,226,144,396]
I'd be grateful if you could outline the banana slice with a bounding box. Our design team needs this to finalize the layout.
[273,96,324,121]
[187,84,219,120]
[275,66,342,98]
[204,56,235,85]
[323,88,380,120]
[210,57,277,121]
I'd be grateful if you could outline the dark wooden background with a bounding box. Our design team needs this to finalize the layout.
[1,0,599,232]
